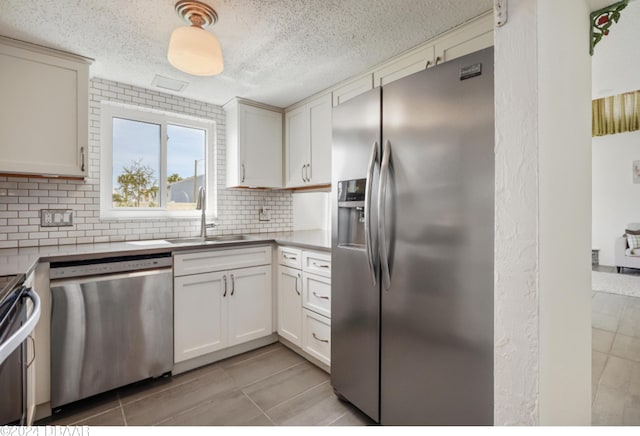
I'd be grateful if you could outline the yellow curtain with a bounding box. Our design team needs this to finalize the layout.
[592,90,640,137]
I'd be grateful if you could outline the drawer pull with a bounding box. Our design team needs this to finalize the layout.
[283,254,297,261]
[312,333,329,343]
[312,262,330,269]
[312,291,329,300]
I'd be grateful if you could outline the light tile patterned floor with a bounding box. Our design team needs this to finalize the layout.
[38,343,374,426]
[592,290,640,425]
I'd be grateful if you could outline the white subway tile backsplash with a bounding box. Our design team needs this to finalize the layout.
[0,77,292,247]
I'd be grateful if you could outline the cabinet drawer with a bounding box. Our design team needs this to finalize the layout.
[302,309,331,367]
[302,272,331,318]
[278,246,302,269]
[302,251,331,277]
[174,246,271,276]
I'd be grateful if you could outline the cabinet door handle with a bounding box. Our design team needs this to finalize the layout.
[312,262,330,269]
[435,56,441,65]
[80,146,86,172]
[241,164,246,183]
[230,273,235,296]
[307,162,312,181]
[223,275,227,297]
[312,291,329,300]
[301,164,306,182]
[295,273,301,296]
[312,333,329,343]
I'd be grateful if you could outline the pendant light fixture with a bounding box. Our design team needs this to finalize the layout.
[167,0,224,76]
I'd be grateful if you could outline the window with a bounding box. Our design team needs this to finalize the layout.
[100,102,215,219]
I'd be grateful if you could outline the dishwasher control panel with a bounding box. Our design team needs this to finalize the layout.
[50,254,172,279]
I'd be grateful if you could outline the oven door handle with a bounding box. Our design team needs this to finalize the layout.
[0,288,41,366]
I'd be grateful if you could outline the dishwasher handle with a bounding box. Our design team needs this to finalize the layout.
[50,267,172,286]
[0,288,41,366]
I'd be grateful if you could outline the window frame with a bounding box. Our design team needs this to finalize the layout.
[100,101,216,220]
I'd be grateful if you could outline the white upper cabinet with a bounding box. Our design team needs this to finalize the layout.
[373,45,435,87]
[224,99,282,188]
[285,105,309,188]
[307,94,332,185]
[434,13,493,63]
[332,75,373,107]
[330,12,492,106]
[0,37,91,178]
[285,93,332,188]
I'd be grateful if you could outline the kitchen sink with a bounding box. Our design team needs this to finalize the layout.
[162,235,251,244]
[125,235,253,245]
[164,237,206,244]
[205,235,252,242]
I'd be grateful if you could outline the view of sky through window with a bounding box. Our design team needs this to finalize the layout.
[111,117,207,209]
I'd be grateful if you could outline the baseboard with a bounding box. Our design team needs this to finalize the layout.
[278,335,331,374]
[172,334,279,375]
[34,402,52,422]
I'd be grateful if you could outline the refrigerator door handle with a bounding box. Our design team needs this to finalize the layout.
[378,139,392,290]
[364,141,379,286]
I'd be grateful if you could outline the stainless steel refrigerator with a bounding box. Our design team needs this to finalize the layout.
[331,47,494,425]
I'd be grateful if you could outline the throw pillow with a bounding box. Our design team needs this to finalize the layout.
[626,229,640,235]
[628,234,640,250]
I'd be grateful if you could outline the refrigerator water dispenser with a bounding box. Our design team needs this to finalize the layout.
[337,178,366,248]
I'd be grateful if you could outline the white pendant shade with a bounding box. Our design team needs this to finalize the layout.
[167,26,224,76]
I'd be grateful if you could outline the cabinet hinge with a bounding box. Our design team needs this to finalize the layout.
[494,0,508,27]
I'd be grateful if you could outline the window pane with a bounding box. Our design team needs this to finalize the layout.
[167,124,206,211]
[112,118,161,208]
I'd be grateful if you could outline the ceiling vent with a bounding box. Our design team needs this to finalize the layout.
[151,75,189,92]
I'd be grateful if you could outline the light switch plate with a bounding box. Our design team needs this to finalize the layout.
[41,209,73,227]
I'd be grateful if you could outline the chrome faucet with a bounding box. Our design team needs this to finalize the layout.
[195,187,217,238]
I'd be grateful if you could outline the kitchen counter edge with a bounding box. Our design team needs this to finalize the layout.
[0,230,331,278]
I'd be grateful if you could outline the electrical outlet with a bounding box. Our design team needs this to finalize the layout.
[259,207,271,222]
[41,209,73,227]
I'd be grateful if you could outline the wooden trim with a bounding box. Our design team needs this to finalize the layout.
[287,184,331,192]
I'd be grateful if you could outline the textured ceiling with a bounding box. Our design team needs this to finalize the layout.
[0,0,492,108]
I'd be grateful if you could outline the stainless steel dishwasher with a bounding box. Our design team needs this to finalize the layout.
[50,253,173,408]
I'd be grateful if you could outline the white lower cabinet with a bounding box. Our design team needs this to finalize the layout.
[173,247,272,364]
[277,265,303,346]
[228,265,273,346]
[174,271,228,362]
[277,246,331,368]
[302,272,331,319]
[302,309,331,367]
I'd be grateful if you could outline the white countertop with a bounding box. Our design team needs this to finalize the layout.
[0,229,331,277]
